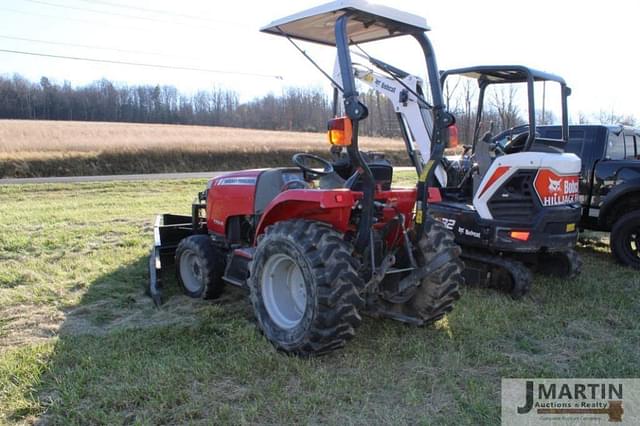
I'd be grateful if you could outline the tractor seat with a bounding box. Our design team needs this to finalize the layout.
[331,152,394,191]
[253,168,306,215]
[473,132,494,193]
[343,163,393,191]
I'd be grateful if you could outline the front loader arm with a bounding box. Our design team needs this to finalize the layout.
[340,62,448,187]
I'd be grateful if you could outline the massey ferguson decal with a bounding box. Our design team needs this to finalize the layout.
[534,169,579,206]
[215,177,257,186]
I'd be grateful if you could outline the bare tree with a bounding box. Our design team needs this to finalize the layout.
[536,109,556,125]
[619,115,637,126]
[489,85,523,131]
[460,79,477,145]
[443,77,461,112]
[577,111,589,124]
[598,108,622,125]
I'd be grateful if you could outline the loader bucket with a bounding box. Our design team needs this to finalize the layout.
[148,214,194,306]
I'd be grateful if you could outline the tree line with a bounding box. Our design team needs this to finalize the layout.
[0,74,402,137]
[0,74,635,142]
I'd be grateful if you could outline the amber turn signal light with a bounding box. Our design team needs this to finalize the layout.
[510,231,530,241]
[327,116,352,146]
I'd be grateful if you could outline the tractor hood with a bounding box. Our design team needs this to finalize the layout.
[260,0,429,46]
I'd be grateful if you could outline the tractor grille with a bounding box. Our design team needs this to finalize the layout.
[488,171,538,222]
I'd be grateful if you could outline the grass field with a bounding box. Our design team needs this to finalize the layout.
[0,174,639,425]
[0,120,408,178]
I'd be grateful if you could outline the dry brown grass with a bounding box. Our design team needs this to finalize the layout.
[0,119,404,156]
[0,120,409,177]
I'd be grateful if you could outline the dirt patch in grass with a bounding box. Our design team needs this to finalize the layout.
[0,281,252,354]
[62,285,251,335]
[0,305,64,351]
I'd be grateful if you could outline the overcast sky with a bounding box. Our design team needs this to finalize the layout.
[1,0,638,121]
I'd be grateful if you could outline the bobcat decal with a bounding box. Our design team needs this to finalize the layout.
[534,170,579,206]
[547,178,562,193]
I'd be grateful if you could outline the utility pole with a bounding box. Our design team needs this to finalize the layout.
[541,81,546,124]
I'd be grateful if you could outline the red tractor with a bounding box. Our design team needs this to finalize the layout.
[148,1,463,356]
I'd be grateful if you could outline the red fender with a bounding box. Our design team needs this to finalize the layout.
[255,189,358,240]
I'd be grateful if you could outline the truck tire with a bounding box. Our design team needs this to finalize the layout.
[610,210,640,270]
[175,235,226,299]
[249,220,364,356]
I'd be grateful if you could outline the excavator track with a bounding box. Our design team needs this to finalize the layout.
[460,249,533,299]
[535,249,583,279]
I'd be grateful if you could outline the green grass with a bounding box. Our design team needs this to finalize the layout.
[0,175,639,425]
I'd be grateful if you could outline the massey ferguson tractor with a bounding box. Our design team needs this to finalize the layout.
[148,1,464,356]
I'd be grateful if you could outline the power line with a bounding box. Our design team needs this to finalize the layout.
[0,34,200,61]
[0,7,152,33]
[77,0,245,26]
[2,6,257,39]
[0,48,284,80]
[19,0,243,29]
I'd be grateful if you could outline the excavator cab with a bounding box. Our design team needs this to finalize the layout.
[439,66,573,194]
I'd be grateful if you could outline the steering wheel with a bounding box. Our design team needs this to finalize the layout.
[292,153,334,178]
[504,131,530,153]
[491,125,531,155]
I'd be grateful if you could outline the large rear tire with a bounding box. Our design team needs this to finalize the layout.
[611,211,640,270]
[377,218,463,324]
[404,219,463,323]
[175,235,225,299]
[249,220,364,356]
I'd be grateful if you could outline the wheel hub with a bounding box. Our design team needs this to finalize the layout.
[261,254,307,330]
[192,262,201,278]
[629,229,640,258]
[179,250,204,293]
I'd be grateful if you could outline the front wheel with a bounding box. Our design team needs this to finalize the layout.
[175,235,225,299]
[611,211,640,270]
[248,220,364,356]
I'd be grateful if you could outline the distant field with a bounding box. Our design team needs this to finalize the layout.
[0,120,408,178]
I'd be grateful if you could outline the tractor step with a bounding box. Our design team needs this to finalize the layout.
[222,247,255,288]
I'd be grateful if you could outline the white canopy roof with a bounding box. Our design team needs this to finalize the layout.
[260,0,430,46]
